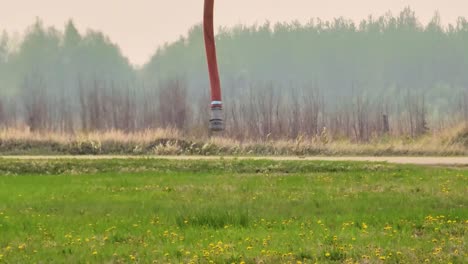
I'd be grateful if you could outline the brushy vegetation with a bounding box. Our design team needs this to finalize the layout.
[0,158,466,263]
[1,9,468,140]
[1,125,468,156]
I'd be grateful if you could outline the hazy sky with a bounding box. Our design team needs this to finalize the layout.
[1,0,467,65]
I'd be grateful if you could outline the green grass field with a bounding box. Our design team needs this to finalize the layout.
[0,159,466,263]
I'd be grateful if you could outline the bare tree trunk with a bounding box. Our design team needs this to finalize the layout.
[158,79,189,131]
[22,74,49,132]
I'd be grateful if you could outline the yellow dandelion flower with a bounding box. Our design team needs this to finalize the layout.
[92,250,98,255]
[325,252,331,257]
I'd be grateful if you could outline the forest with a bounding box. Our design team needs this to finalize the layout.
[1,8,468,141]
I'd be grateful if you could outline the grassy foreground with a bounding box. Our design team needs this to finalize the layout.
[0,159,466,263]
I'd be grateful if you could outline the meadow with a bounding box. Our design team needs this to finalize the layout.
[0,158,466,263]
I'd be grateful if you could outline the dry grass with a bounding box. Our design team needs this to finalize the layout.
[0,125,467,156]
[0,127,181,144]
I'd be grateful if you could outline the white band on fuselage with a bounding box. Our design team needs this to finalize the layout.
[211,101,223,105]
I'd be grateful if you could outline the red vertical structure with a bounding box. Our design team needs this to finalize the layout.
[204,0,224,131]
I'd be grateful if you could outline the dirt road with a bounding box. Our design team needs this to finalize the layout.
[1,156,468,166]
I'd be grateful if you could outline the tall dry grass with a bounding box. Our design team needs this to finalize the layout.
[0,127,181,144]
[0,124,466,156]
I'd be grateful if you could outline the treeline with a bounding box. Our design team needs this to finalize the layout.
[0,8,468,140]
[2,77,468,141]
[144,8,468,105]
